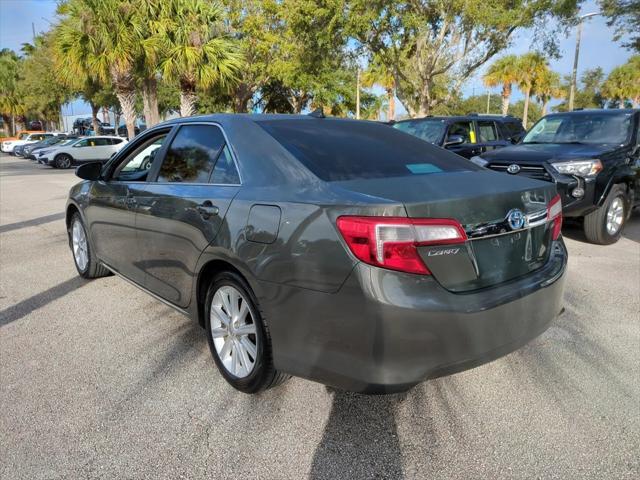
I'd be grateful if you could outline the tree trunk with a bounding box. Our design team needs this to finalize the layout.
[11,115,15,136]
[386,87,395,121]
[102,107,109,124]
[90,103,100,135]
[179,80,197,117]
[115,89,137,139]
[501,83,512,115]
[541,99,549,116]
[142,76,160,126]
[233,83,252,113]
[522,87,531,128]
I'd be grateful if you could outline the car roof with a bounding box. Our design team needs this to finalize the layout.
[394,114,521,124]
[543,109,639,117]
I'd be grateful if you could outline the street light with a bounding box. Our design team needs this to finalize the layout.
[568,12,600,111]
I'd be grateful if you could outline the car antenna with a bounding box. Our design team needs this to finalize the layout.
[308,107,325,119]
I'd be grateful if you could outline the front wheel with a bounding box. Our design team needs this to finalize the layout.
[55,154,73,169]
[583,185,627,245]
[204,272,289,393]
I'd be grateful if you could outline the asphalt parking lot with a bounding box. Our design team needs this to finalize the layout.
[1,152,639,480]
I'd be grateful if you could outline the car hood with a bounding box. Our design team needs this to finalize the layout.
[481,143,618,164]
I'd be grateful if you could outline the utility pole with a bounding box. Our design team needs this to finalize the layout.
[32,23,36,43]
[486,91,491,114]
[569,12,600,111]
[356,69,361,120]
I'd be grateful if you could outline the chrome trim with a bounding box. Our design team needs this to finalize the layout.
[465,208,549,240]
[101,262,190,317]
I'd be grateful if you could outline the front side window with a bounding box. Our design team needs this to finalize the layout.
[523,113,634,145]
[157,125,226,183]
[74,139,89,148]
[477,121,498,142]
[448,121,474,143]
[114,134,168,181]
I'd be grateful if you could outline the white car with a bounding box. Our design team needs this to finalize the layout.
[38,136,128,169]
[2,133,56,154]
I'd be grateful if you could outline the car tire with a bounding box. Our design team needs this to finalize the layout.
[68,213,110,279]
[204,271,289,393]
[583,184,627,245]
[55,154,73,169]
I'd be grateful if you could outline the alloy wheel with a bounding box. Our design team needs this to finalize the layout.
[606,196,624,235]
[210,285,258,378]
[72,219,88,271]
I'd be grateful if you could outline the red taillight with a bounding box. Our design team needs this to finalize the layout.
[547,194,563,240]
[336,216,467,275]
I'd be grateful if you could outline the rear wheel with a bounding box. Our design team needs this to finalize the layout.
[69,213,110,278]
[584,184,627,245]
[55,153,73,169]
[204,271,289,393]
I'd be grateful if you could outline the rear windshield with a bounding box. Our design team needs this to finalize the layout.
[257,119,477,181]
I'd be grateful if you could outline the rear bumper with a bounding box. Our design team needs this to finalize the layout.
[261,240,567,393]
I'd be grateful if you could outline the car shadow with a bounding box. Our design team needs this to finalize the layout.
[309,387,406,480]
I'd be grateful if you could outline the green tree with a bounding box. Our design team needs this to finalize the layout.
[515,52,548,128]
[347,0,581,117]
[483,55,520,115]
[555,68,606,111]
[159,0,242,117]
[0,49,23,135]
[55,0,143,139]
[361,55,396,121]
[534,70,564,115]
[601,56,640,107]
[600,0,640,52]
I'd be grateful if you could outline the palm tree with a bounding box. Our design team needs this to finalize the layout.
[515,53,548,128]
[535,70,564,115]
[0,49,23,135]
[159,0,242,117]
[54,0,142,139]
[361,56,396,121]
[602,56,640,108]
[483,55,520,116]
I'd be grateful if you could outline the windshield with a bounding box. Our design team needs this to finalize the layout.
[393,119,447,144]
[43,137,63,145]
[18,133,30,140]
[523,112,634,145]
[258,119,477,182]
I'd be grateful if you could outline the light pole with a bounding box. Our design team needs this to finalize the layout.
[568,12,600,111]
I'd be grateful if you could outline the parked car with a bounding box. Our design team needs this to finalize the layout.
[1,130,46,153]
[392,114,525,158]
[3,132,55,155]
[23,135,72,159]
[28,120,43,130]
[39,136,127,168]
[473,109,640,245]
[117,121,146,138]
[66,115,567,394]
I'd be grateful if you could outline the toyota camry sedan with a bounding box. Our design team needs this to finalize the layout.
[66,114,567,394]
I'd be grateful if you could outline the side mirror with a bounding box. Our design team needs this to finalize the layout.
[75,162,102,181]
[444,135,465,147]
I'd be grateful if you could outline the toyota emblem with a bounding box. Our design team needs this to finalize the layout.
[507,164,521,174]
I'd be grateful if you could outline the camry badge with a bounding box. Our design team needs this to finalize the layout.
[506,209,525,230]
[507,164,521,174]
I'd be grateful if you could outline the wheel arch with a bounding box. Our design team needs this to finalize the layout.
[195,258,256,328]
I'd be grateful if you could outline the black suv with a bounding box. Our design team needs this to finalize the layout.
[474,109,640,244]
[392,114,525,158]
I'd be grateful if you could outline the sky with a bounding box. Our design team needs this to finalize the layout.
[0,0,635,117]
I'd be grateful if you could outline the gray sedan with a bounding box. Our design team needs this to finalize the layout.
[66,114,567,394]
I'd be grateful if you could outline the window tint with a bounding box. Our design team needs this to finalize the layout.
[448,122,474,143]
[477,121,498,142]
[211,145,240,184]
[115,134,168,180]
[111,138,124,145]
[157,125,226,183]
[74,139,89,147]
[258,119,478,182]
[504,122,524,137]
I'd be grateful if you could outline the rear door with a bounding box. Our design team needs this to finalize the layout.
[444,120,481,158]
[475,119,509,153]
[135,123,241,307]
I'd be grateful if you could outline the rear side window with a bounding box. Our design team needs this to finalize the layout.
[157,125,225,183]
[477,121,498,142]
[211,145,240,184]
[258,119,478,182]
[93,138,111,146]
[110,138,124,145]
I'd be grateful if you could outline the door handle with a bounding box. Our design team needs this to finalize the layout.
[196,201,219,219]
[125,195,137,207]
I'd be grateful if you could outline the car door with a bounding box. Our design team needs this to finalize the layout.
[444,121,481,158]
[475,120,509,153]
[135,123,241,307]
[70,138,95,161]
[86,129,173,284]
